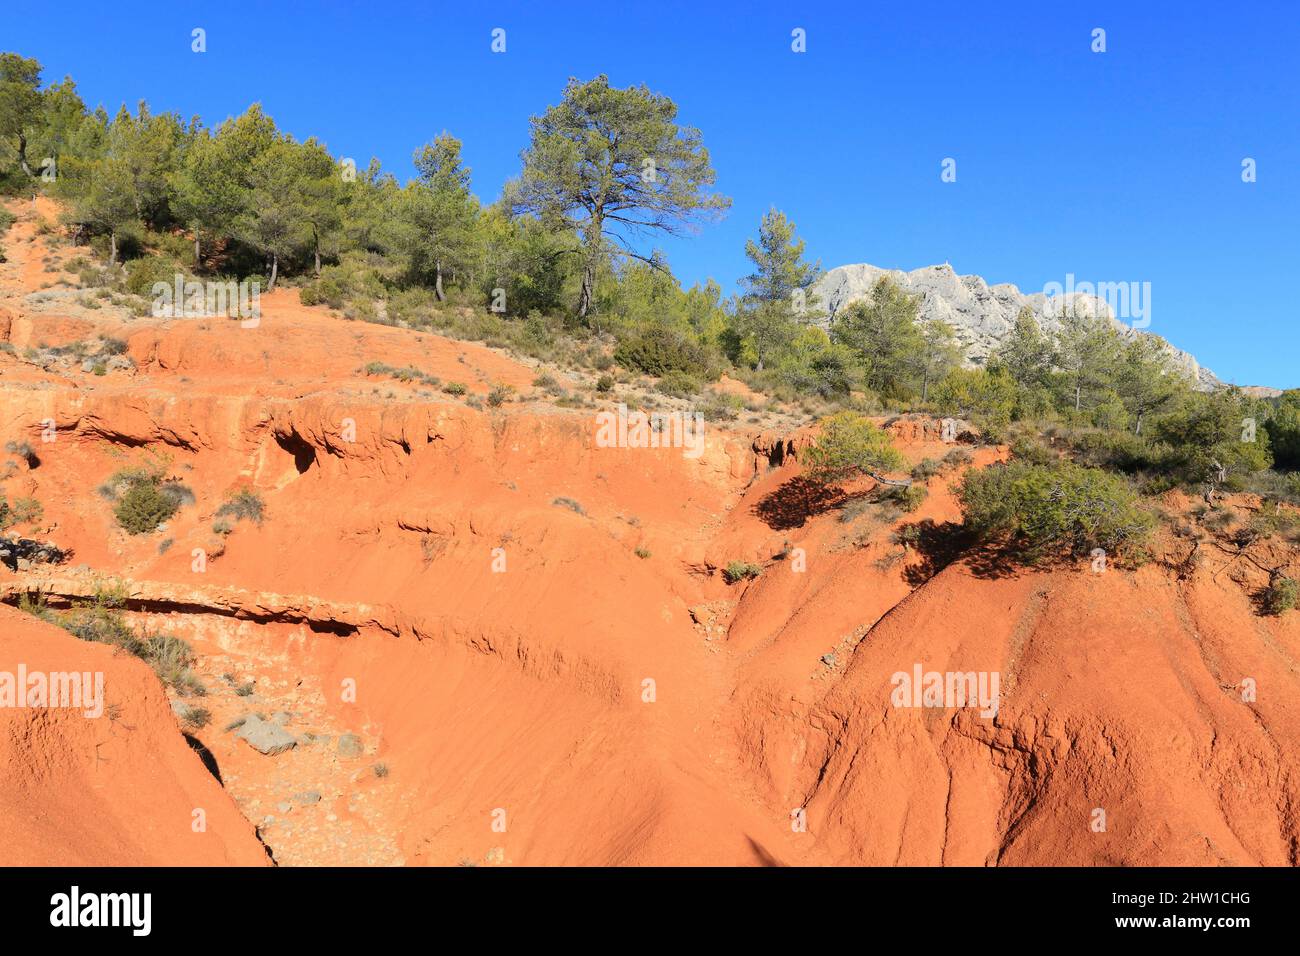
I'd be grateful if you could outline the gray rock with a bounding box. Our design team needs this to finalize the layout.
[271,711,293,726]
[337,733,364,758]
[106,355,135,371]
[169,699,189,717]
[812,262,1219,390]
[235,714,298,756]
[293,790,322,805]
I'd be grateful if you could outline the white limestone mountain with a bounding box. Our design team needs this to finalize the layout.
[810,262,1220,390]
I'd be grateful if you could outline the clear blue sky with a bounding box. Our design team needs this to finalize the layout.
[7,0,1297,387]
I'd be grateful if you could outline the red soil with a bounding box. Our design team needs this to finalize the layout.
[2,197,1297,866]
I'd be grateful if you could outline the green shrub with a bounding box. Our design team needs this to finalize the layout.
[1264,390,1300,470]
[614,327,714,379]
[17,587,209,696]
[552,496,585,515]
[723,560,763,583]
[216,489,266,526]
[838,498,874,524]
[0,496,43,531]
[142,634,194,674]
[387,287,438,325]
[886,484,928,512]
[957,459,1154,561]
[181,706,212,730]
[893,524,924,549]
[1264,576,1298,615]
[10,496,42,526]
[124,256,185,298]
[60,603,143,655]
[699,392,743,422]
[656,369,702,398]
[910,458,941,481]
[595,374,615,394]
[932,368,1017,430]
[940,447,974,470]
[805,412,906,483]
[443,381,467,396]
[1247,502,1299,540]
[4,439,36,463]
[1009,435,1059,467]
[114,479,180,534]
[142,635,205,695]
[1154,389,1273,494]
[1202,507,1235,532]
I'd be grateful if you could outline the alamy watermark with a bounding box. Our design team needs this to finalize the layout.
[151,276,261,328]
[595,403,706,459]
[50,886,151,936]
[0,665,104,718]
[1042,273,1151,329]
[891,663,1000,719]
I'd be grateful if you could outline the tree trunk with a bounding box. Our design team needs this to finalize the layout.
[194,230,202,268]
[313,227,322,277]
[577,217,601,320]
[434,259,445,302]
[109,231,118,265]
[1134,411,1144,436]
[578,259,594,319]
[17,132,33,178]
[1074,383,1082,411]
[268,253,278,291]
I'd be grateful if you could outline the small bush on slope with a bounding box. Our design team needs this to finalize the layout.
[1264,576,1298,616]
[215,489,266,526]
[804,412,906,484]
[957,459,1154,562]
[723,560,762,583]
[113,479,179,534]
[614,326,715,380]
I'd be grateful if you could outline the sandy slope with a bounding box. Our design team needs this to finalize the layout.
[1,197,1297,866]
[0,606,269,865]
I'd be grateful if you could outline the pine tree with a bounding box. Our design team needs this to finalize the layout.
[1114,334,1185,435]
[991,307,1052,389]
[831,276,925,399]
[398,133,478,300]
[513,75,730,321]
[737,208,821,370]
[1054,301,1121,413]
[916,318,961,402]
[0,53,43,179]
[297,138,345,277]
[235,136,309,290]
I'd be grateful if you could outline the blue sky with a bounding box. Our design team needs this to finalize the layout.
[7,0,1297,386]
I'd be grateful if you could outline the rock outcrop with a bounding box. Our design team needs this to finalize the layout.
[812,262,1219,389]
